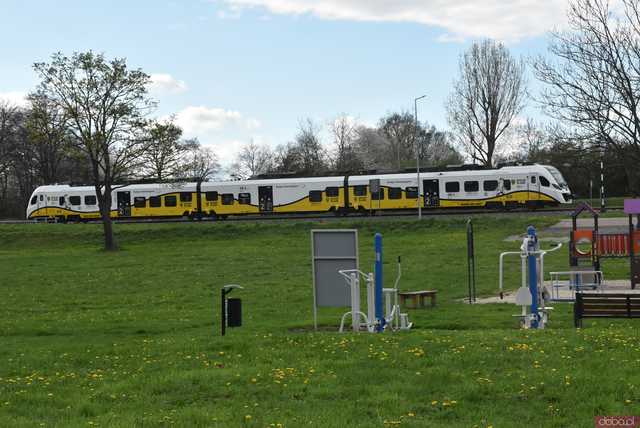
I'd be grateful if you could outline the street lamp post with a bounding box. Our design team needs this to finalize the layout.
[415,95,427,220]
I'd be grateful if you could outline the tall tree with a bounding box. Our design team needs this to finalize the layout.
[447,39,527,167]
[353,126,390,170]
[179,139,220,182]
[293,118,326,174]
[141,117,186,181]
[378,112,417,170]
[26,91,70,184]
[329,114,362,172]
[33,51,154,250]
[534,0,640,194]
[230,140,273,179]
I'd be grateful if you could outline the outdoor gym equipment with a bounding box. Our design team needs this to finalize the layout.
[337,233,412,333]
[499,226,562,329]
[221,284,243,336]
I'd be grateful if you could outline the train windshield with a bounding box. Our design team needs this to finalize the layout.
[544,166,568,189]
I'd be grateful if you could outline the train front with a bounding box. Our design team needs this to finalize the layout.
[26,187,43,220]
[543,165,573,204]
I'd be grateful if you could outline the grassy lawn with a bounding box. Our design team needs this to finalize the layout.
[0,217,638,427]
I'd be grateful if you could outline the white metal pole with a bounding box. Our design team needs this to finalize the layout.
[415,95,426,220]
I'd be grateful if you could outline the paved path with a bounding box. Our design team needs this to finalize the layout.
[474,280,638,304]
[547,217,636,234]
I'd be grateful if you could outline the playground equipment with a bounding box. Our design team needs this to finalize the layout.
[336,233,412,333]
[220,284,243,336]
[569,201,640,290]
[499,226,562,329]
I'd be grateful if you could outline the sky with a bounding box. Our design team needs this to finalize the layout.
[0,0,572,166]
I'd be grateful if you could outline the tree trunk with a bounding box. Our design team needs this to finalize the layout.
[97,184,118,251]
[102,210,117,251]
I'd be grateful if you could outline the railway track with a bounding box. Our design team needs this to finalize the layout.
[1,206,624,225]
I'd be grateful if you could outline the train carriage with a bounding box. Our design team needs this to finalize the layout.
[26,164,572,221]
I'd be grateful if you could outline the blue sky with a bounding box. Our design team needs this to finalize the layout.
[0,0,570,165]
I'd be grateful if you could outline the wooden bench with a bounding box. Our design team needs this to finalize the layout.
[399,290,437,309]
[574,293,640,327]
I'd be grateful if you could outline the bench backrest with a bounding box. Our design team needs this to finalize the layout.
[576,293,640,317]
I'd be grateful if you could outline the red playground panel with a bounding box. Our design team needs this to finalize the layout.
[598,233,630,257]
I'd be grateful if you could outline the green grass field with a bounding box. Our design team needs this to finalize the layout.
[1,217,638,427]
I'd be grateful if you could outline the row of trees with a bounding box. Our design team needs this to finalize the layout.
[230,115,462,179]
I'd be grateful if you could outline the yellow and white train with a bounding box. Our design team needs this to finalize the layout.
[26,164,572,221]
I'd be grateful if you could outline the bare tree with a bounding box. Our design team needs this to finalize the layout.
[141,117,187,181]
[353,126,389,170]
[33,51,154,250]
[230,140,273,179]
[329,114,362,171]
[272,142,301,173]
[447,39,527,167]
[179,139,220,182]
[378,112,416,169]
[26,91,70,184]
[0,102,19,180]
[293,118,326,174]
[534,0,640,193]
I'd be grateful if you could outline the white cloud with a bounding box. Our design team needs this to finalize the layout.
[175,106,260,134]
[0,91,28,108]
[218,0,570,42]
[210,140,246,165]
[148,73,188,94]
[174,106,263,168]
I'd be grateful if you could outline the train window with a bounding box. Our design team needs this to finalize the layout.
[69,196,81,206]
[84,195,97,205]
[531,176,537,184]
[540,176,550,187]
[445,182,460,193]
[222,194,235,205]
[371,188,385,200]
[165,195,177,207]
[30,196,37,205]
[39,195,43,201]
[59,196,65,205]
[405,187,419,199]
[149,196,161,207]
[354,185,367,196]
[238,193,251,204]
[326,187,339,197]
[309,190,323,203]
[503,179,511,191]
[388,187,402,200]
[483,180,499,191]
[464,181,479,192]
[134,197,146,208]
[205,191,218,201]
[180,192,192,202]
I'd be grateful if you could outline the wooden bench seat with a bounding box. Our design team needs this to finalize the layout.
[574,293,640,327]
[398,290,437,309]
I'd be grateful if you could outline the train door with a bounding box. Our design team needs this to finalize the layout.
[423,179,440,208]
[258,186,273,212]
[117,191,131,216]
[529,175,540,205]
